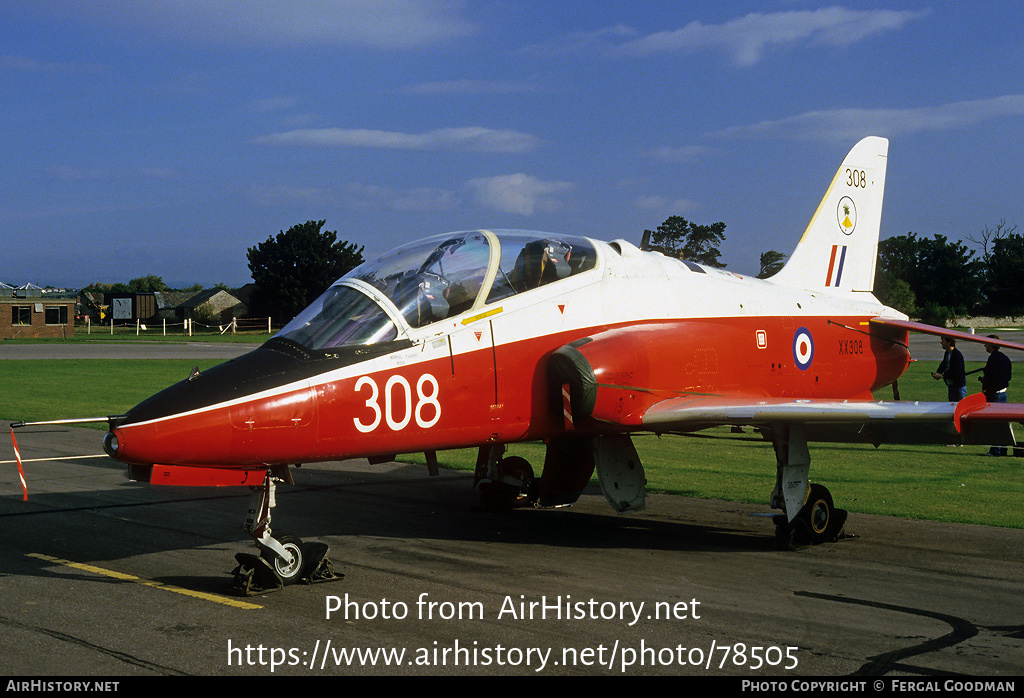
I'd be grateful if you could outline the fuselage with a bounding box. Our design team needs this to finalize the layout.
[105,231,910,470]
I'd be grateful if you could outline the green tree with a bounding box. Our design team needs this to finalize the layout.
[127,275,169,293]
[876,233,923,293]
[987,233,1024,314]
[916,234,984,314]
[757,250,786,278]
[874,272,917,316]
[875,232,984,321]
[247,220,364,322]
[645,216,727,268]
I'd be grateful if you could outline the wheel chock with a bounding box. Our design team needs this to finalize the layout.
[230,553,284,596]
[228,543,343,596]
[300,542,343,585]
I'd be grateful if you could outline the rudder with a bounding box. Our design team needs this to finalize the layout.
[771,136,888,294]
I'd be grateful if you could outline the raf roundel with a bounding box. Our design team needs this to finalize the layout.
[793,328,814,370]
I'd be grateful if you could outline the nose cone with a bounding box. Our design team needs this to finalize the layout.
[109,339,320,466]
[107,337,410,467]
[102,430,119,458]
[120,339,309,427]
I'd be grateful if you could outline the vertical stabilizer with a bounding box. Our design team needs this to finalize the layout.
[771,137,888,294]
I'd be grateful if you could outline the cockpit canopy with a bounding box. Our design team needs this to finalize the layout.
[277,230,597,350]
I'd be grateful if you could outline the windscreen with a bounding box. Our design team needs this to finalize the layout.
[276,285,398,349]
[350,232,491,328]
[275,231,598,350]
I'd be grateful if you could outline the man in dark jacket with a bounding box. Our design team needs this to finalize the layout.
[980,335,1012,455]
[931,336,967,401]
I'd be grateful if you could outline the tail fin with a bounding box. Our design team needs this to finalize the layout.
[771,136,888,294]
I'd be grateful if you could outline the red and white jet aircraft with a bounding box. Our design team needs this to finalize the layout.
[14,137,1024,591]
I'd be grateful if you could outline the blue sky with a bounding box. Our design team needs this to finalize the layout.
[3,1,1023,289]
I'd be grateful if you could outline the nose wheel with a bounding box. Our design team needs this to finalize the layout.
[229,470,342,596]
[261,533,304,585]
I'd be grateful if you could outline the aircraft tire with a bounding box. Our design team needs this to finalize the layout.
[799,484,836,544]
[262,534,304,585]
[480,456,535,510]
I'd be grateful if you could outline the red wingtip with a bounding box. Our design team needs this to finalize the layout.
[953,392,988,433]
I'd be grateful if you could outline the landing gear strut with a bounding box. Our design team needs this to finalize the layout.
[230,468,342,595]
[769,424,848,546]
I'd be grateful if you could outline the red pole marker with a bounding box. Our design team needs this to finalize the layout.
[10,428,27,501]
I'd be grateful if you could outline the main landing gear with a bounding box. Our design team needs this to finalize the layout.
[230,468,342,596]
[769,424,848,546]
[475,447,538,511]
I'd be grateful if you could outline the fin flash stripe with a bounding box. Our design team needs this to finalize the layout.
[825,245,848,287]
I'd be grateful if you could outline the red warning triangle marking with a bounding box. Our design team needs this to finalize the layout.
[474,331,482,341]
[557,304,565,314]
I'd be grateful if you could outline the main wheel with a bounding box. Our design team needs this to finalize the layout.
[262,534,304,585]
[798,484,836,544]
[479,456,536,510]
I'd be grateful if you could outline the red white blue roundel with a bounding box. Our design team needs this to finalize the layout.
[793,328,814,370]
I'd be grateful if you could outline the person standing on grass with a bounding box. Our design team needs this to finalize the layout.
[980,335,1012,456]
[931,336,967,402]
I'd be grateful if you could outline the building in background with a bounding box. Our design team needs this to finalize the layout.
[0,283,77,340]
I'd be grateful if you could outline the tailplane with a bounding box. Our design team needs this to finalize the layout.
[770,136,888,294]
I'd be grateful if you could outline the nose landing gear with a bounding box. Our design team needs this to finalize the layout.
[230,469,342,596]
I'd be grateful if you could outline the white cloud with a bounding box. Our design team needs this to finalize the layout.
[519,24,638,56]
[255,126,540,153]
[406,79,536,96]
[341,183,456,212]
[465,174,574,216]
[52,165,178,181]
[634,195,697,213]
[717,94,1024,141]
[247,97,299,113]
[246,181,456,212]
[541,8,929,66]
[62,0,477,49]
[649,145,714,163]
[2,54,102,73]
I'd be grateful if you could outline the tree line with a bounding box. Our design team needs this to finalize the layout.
[641,215,787,278]
[875,220,1023,324]
[84,276,207,295]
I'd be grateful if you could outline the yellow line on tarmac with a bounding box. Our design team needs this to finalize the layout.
[27,553,262,610]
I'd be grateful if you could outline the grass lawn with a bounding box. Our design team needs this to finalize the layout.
[0,359,222,424]
[3,331,267,344]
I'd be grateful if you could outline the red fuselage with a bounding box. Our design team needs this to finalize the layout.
[107,314,909,471]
